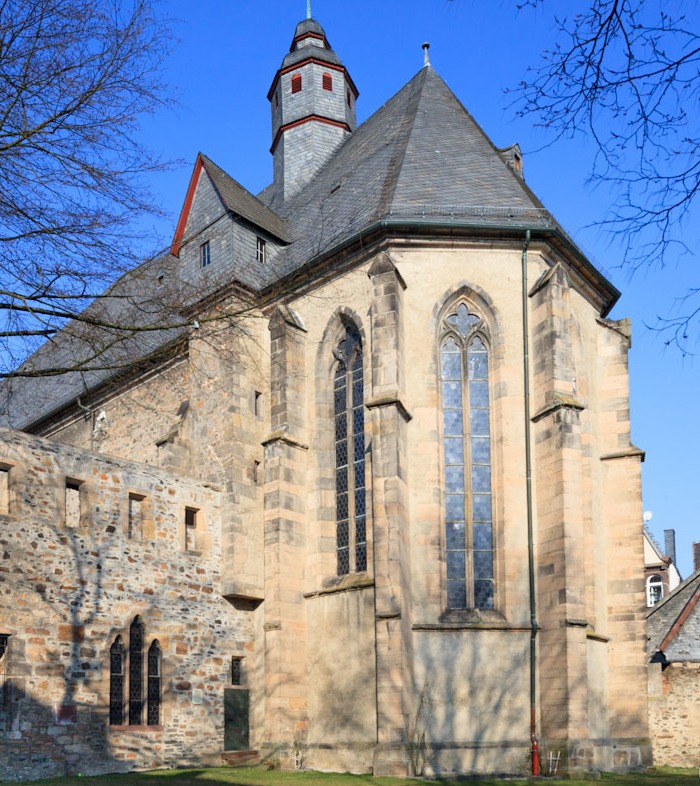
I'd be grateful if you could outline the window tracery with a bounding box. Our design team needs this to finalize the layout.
[440,302,494,610]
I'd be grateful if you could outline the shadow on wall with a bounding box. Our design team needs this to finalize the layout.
[0,680,120,780]
[414,628,531,776]
[0,503,231,780]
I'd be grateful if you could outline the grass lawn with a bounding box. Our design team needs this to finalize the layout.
[8,766,699,786]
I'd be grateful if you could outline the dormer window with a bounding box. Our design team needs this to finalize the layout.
[256,237,266,264]
[200,240,211,268]
[322,72,333,91]
[291,74,302,94]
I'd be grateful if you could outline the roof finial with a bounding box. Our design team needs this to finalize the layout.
[422,42,431,67]
[306,0,312,19]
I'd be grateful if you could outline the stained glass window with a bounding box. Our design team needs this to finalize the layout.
[440,304,494,610]
[334,327,367,575]
[147,641,161,726]
[128,616,144,725]
[109,636,125,725]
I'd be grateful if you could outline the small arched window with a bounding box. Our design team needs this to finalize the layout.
[291,73,302,94]
[128,616,144,725]
[440,303,494,610]
[334,326,366,575]
[109,636,126,725]
[147,640,161,726]
[322,72,333,91]
[647,574,664,606]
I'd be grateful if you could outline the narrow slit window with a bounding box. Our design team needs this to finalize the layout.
[0,466,9,515]
[291,73,302,93]
[185,507,198,551]
[128,495,144,540]
[256,237,266,264]
[322,72,333,91]
[254,390,263,417]
[0,634,9,694]
[65,480,81,528]
[231,656,243,686]
[200,240,211,268]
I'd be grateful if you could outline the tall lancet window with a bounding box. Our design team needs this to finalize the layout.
[128,616,144,725]
[333,327,367,575]
[440,303,494,610]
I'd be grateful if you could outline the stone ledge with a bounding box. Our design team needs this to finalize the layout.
[304,574,375,598]
[600,445,645,461]
[107,725,164,733]
[365,396,412,422]
[532,392,585,423]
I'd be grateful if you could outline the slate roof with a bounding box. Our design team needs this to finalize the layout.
[647,570,700,662]
[199,155,289,243]
[0,252,188,428]
[262,66,555,275]
[0,56,620,430]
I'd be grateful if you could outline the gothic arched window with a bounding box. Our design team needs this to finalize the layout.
[440,303,494,610]
[147,640,161,726]
[109,636,126,725]
[291,73,302,94]
[128,616,144,725]
[334,327,367,575]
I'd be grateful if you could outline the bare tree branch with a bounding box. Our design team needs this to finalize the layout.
[0,0,175,372]
[505,0,700,351]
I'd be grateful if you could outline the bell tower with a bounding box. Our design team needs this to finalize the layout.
[268,15,358,203]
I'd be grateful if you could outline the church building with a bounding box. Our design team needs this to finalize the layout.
[0,13,650,780]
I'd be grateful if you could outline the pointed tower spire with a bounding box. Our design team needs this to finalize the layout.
[268,17,359,203]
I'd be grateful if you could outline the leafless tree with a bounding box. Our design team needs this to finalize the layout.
[510,0,700,350]
[0,0,174,371]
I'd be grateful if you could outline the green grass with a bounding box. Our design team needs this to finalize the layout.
[9,767,700,786]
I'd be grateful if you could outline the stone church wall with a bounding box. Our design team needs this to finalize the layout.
[0,429,254,781]
[648,662,700,767]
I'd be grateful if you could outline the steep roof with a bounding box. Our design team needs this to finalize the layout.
[647,570,700,662]
[0,60,620,430]
[172,154,289,255]
[258,66,617,310]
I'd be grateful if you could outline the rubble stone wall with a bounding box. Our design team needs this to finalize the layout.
[0,428,253,781]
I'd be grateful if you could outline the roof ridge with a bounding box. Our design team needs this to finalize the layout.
[421,69,546,211]
[377,68,429,215]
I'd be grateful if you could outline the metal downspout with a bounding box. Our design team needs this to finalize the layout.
[521,229,539,775]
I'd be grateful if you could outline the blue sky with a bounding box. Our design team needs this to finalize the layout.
[138,0,699,577]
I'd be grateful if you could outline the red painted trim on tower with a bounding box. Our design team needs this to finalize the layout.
[171,154,204,257]
[267,59,359,100]
[270,115,352,154]
[294,31,327,46]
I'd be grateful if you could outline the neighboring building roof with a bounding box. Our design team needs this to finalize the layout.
[647,570,700,663]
